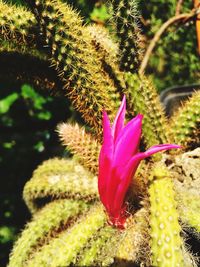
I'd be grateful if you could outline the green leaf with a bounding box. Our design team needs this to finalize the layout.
[0,93,19,114]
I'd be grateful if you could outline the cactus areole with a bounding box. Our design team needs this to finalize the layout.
[98,96,180,229]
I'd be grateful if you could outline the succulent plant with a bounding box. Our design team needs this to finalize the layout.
[1,0,199,266]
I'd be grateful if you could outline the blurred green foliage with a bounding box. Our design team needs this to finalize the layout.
[1,0,199,266]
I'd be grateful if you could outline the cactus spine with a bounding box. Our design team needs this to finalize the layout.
[170,91,200,149]
[149,165,184,266]
[58,123,100,175]
[23,158,98,213]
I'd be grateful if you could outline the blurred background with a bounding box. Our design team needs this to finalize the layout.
[0,0,199,265]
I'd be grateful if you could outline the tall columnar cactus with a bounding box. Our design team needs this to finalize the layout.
[125,73,170,149]
[111,0,143,72]
[1,0,199,266]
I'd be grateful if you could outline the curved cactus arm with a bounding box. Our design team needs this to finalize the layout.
[87,24,126,93]
[148,165,185,266]
[8,199,89,267]
[77,225,118,266]
[26,0,120,136]
[170,90,200,150]
[23,158,98,213]
[24,204,106,267]
[58,123,100,175]
[125,73,171,152]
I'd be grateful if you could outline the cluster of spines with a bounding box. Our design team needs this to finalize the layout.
[148,165,188,266]
[26,0,121,135]
[111,0,142,73]
[170,90,200,149]
[23,158,98,213]
[125,73,170,151]
[8,199,89,267]
[57,123,100,175]
[0,1,37,51]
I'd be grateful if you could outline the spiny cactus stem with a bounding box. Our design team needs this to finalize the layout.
[149,165,184,266]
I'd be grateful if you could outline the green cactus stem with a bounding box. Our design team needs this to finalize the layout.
[23,204,106,267]
[26,0,120,135]
[0,0,36,47]
[88,24,126,94]
[170,90,200,149]
[77,225,118,266]
[149,165,184,267]
[8,199,89,267]
[58,123,100,175]
[125,73,170,151]
[23,158,98,213]
[111,0,143,73]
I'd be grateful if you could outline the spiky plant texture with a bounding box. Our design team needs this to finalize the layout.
[2,0,199,266]
[111,0,143,72]
[170,90,200,149]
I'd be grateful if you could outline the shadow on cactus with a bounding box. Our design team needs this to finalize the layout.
[1,0,199,266]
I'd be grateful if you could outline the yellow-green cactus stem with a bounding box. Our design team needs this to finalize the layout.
[88,24,126,93]
[149,166,184,267]
[58,123,100,175]
[0,0,36,47]
[77,225,118,266]
[24,204,106,267]
[27,0,120,135]
[8,199,88,267]
[125,73,170,151]
[23,158,98,213]
[111,0,143,73]
[170,91,200,149]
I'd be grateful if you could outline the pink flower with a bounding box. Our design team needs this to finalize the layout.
[98,96,180,229]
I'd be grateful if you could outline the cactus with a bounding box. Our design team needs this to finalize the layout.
[26,0,121,135]
[8,199,89,267]
[111,0,143,73]
[170,90,200,149]
[125,73,170,149]
[1,0,199,266]
[57,123,100,175]
[149,165,185,266]
[23,158,98,213]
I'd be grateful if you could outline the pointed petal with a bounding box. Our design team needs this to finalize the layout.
[113,143,181,213]
[112,95,126,141]
[102,111,114,159]
[98,151,112,207]
[113,114,143,168]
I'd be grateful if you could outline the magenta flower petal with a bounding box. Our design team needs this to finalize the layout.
[113,114,143,168]
[102,111,114,159]
[98,97,181,229]
[112,95,126,141]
